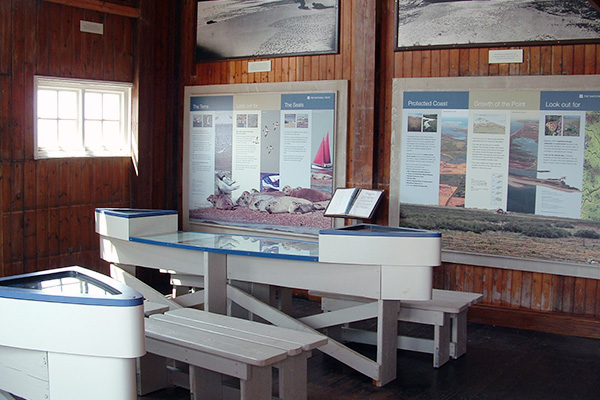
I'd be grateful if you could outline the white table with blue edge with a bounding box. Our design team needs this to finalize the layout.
[95,208,441,386]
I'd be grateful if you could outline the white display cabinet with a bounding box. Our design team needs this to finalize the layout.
[319,224,441,300]
[0,266,145,400]
[95,208,178,241]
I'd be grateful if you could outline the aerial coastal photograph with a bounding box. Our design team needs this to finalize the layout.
[196,0,338,61]
[396,0,600,48]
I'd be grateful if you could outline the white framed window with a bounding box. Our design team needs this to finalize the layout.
[34,76,133,159]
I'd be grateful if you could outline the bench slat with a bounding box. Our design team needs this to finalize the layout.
[144,300,169,317]
[151,313,304,356]
[401,299,472,313]
[164,308,327,351]
[430,290,482,304]
[312,289,482,313]
[145,318,288,367]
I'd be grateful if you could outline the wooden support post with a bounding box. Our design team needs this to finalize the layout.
[451,312,468,358]
[204,252,227,314]
[278,353,310,400]
[0,390,17,400]
[240,366,272,400]
[433,314,451,368]
[136,353,168,396]
[375,300,399,387]
[190,366,223,400]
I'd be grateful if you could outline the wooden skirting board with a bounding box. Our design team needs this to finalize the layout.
[468,304,600,340]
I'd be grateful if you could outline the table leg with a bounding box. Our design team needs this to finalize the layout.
[375,300,400,387]
[204,252,227,315]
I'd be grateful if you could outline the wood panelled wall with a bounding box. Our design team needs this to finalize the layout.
[0,1,132,277]
[0,0,179,278]
[180,1,600,335]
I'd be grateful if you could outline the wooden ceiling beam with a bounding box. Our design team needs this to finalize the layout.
[43,0,140,18]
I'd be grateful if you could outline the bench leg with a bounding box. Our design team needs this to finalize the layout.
[190,366,223,400]
[433,314,451,368]
[240,365,272,400]
[137,352,168,395]
[0,390,17,400]
[278,353,309,400]
[451,311,467,359]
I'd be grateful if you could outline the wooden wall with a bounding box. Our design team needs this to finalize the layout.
[0,0,179,278]
[180,0,600,335]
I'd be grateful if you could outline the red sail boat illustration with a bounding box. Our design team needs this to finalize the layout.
[312,132,332,169]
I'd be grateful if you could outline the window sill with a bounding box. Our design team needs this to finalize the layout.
[35,149,131,159]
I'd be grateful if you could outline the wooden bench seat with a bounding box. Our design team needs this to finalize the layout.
[144,308,327,400]
[311,289,482,368]
[110,264,326,399]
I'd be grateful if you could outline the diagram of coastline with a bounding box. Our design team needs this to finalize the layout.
[508,173,580,192]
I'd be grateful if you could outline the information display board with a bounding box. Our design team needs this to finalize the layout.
[390,76,600,269]
[183,81,348,237]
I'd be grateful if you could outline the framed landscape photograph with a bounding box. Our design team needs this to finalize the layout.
[395,0,600,50]
[196,0,339,62]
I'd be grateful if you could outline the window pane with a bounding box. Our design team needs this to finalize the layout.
[84,120,103,148]
[38,90,58,119]
[35,76,132,159]
[103,121,121,150]
[58,120,79,149]
[58,90,78,119]
[103,93,121,120]
[37,119,58,148]
[84,92,102,120]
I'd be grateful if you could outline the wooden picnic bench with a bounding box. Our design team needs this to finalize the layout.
[110,265,327,399]
[310,289,482,368]
[144,308,327,400]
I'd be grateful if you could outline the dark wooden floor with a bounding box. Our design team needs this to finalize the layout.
[140,298,600,400]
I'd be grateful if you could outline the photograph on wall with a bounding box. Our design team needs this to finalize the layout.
[395,86,600,266]
[395,0,600,50]
[187,92,336,234]
[196,0,339,62]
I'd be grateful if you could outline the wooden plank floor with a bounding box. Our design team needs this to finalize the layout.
[140,298,600,400]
